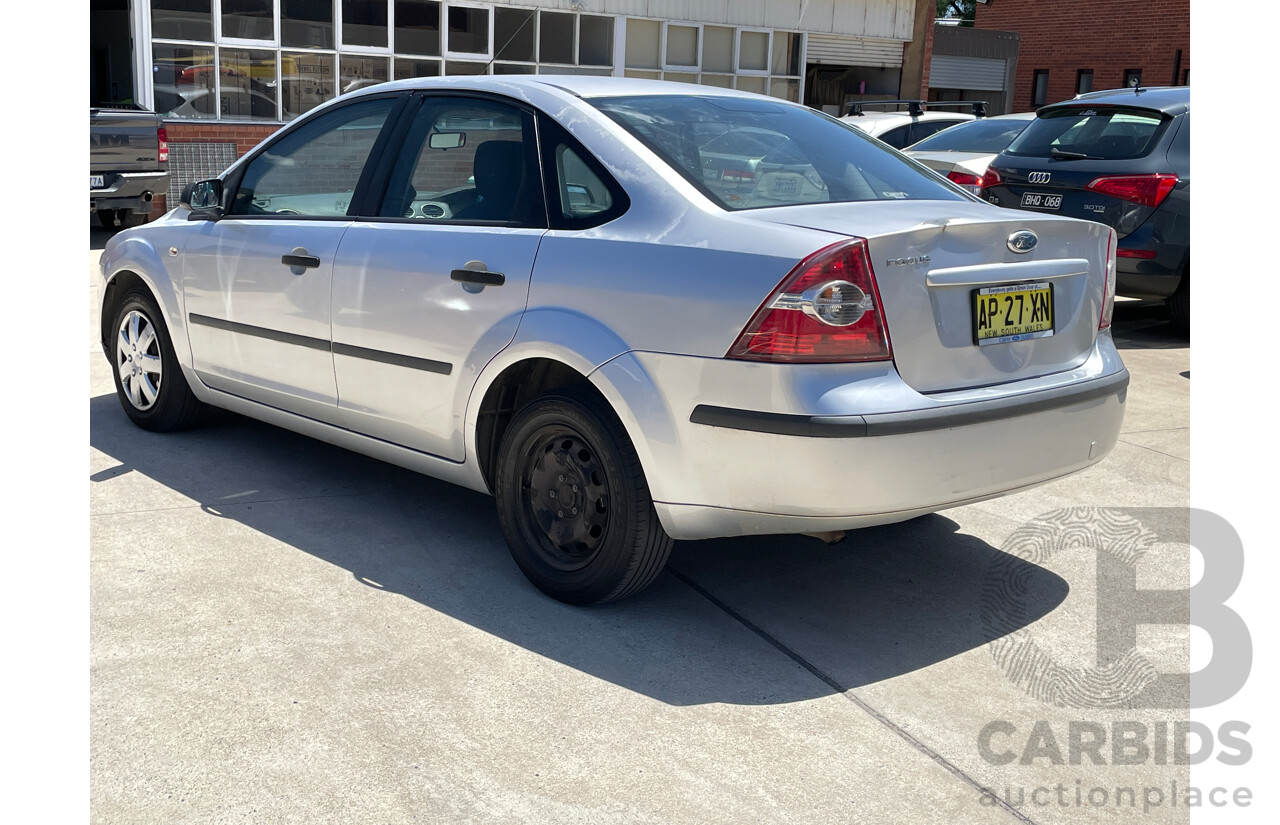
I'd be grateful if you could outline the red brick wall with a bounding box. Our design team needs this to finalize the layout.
[150,122,283,217]
[973,0,1190,112]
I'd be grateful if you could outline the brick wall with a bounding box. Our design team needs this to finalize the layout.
[150,121,282,217]
[972,0,1189,112]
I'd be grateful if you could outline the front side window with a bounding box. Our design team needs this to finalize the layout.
[230,96,398,216]
[593,95,966,211]
[378,98,545,225]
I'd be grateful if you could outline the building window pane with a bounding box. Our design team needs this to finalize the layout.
[770,77,800,102]
[736,75,767,94]
[1124,68,1142,88]
[494,7,535,61]
[151,1,212,42]
[699,73,733,89]
[664,72,697,85]
[340,54,390,94]
[281,51,335,120]
[282,0,334,50]
[540,12,575,64]
[152,44,215,118]
[448,6,489,55]
[1076,69,1093,94]
[625,19,660,69]
[396,1,440,56]
[494,62,536,74]
[739,31,769,72]
[222,0,274,41]
[772,32,801,76]
[394,58,440,80]
[445,60,488,75]
[666,25,697,67]
[1031,69,1049,106]
[702,26,733,73]
[578,16,613,67]
[342,0,387,48]
[219,48,278,121]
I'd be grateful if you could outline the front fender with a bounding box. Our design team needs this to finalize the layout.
[100,232,189,364]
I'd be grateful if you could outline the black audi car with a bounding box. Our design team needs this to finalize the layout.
[981,86,1190,332]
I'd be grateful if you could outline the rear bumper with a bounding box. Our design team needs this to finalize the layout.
[90,171,169,213]
[597,339,1128,540]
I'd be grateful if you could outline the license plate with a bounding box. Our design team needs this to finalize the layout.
[90,175,106,189]
[973,282,1055,346]
[1020,191,1062,210]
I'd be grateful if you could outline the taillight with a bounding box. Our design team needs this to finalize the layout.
[722,169,754,183]
[1099,230,1117,330]
[727,238,892,363]
[947,171,980,187]
[978,167,1002,189]
[1116,248,1157,259]
[1086,173,1177,208]
[157,126,169,164]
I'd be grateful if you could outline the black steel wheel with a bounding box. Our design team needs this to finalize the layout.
[495,387,673,604]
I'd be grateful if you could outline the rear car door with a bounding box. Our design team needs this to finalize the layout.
[329,94,547,461]
[182,95,402,424]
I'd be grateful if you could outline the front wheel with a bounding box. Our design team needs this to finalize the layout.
[109,289,205,431]
[494,387,674,605]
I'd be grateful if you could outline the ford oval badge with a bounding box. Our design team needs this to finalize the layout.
[1008,230,1038,254]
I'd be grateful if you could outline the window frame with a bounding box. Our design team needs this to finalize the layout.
[355,90,551,228]
[440,0,493,61]
[1031,69,1049,107]
[1076,69,1093,95]
[221,90,411,220]
[537,112,630,231]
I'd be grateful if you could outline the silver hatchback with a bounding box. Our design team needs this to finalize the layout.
[99,76,1127,604]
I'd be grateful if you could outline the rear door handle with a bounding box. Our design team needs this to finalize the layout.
[450,268,505,286]
[282,248,321,269]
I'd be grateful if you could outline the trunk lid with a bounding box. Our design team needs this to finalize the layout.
[742,200,1110,393]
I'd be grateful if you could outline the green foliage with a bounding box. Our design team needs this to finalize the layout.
[937,1,977,24]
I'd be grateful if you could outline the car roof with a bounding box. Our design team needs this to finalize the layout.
[348,73,785,104]
[1047,86,1190,116]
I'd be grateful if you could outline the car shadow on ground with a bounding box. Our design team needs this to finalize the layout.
[90,392,1068,706]
[1110,299,1187,349]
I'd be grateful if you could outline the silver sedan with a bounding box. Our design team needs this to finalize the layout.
[98,76,1127,604]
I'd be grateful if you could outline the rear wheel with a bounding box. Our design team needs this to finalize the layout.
[109,289,205,431]
[494,387,673,605]
[1166,269,1189,336]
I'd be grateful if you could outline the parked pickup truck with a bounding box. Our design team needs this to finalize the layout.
[90,105,169,230]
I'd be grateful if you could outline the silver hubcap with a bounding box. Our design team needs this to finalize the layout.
[116,310,162,411]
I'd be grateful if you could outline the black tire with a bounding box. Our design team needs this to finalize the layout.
[1166,269,1189,337]
[109,289,205,432]
[97,209,147,230]
[494,387,674,605]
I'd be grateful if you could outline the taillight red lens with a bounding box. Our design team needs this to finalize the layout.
[978,167,1002,189]
[1116,248,1157,259]
[1099,230,1117,330]
[947,171,981,187]
[157,126,169,164]
[1086,173,1177,208]
[727,238,892,363]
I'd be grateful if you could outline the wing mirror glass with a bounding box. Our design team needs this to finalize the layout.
[183,179,224,220]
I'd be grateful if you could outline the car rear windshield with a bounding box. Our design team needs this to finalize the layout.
[907,117,1032,153]
[591,94,965,210]
[1003,106,1170,160]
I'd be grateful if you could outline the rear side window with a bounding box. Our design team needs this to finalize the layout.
[907,118,1030,153]
[1005,106,1170,160]
[592,94,964,210]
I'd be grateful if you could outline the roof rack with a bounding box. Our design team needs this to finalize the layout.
[844,99,988,118]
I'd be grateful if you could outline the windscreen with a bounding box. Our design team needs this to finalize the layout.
[1004,106,1170,160]
[592,95,966,210]
[907,117,1032,153]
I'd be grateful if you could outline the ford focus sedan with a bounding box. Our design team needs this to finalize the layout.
[98,76,1128,604]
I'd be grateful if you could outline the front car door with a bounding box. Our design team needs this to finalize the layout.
[330,94,548,461]
[182,95,402,424]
